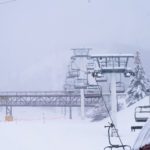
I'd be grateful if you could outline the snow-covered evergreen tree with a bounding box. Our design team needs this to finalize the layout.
[126,51,150,106]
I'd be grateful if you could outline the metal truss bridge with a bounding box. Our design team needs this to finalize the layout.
[0,91,126,121]
[0,91,108,107]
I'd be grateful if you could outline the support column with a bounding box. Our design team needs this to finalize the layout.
[64,106,66,117]
[111,73,117,136]
[5,106,13,121]
[69,107,72,119]
[80,89,85,120]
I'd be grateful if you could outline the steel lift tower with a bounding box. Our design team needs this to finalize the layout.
[72,48,91,119]
[92,54,134,136]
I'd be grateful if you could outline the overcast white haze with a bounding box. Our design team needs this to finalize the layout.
[0,0,150,91]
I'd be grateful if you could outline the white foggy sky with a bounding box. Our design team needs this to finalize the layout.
[0,0,150,90]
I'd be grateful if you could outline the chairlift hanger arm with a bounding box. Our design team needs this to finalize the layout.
[91,54,134,75]
[104,123,131,150]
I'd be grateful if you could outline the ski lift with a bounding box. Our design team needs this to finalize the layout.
[92,71,107,82]
[134,106,150,122]
[104,123,131,150]
[96,75,107,82]
[87,59,95,71]
[85,85,100,94]
[124,69,135,78]
[72,48,90,57]
[116,82,125,93]
[64,77,76,92]
[74,78,88,89]
[87,62,95,71]
[67,70,79,78]
[64,84,75,92]
[109,73,125,93]
[87,84,99,90]
[109,82,125,93]
[70,59,80,71]
[66,63,80,78]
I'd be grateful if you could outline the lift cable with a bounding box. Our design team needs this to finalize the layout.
[94,77,126,150]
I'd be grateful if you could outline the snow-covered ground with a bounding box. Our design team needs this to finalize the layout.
[0,96,149,150]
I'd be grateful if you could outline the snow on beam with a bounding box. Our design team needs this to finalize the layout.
[91,54,134,58]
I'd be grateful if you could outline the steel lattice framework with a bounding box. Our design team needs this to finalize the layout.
[0,91,126,119]
[0,91,110,107]
[0,91,103,119]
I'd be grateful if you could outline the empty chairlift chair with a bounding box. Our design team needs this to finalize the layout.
[110,73,125,93]
[116,82,125,93]
[67,64,80,78]
[92,71,107,82]
[96,75,107,82]
[85,85,100,95]
[74,78,88,89]
[86,59,95,72]
[134,106,150,122]
[67,69,79,78]
[64,84,75,93]
[109,82,125,93]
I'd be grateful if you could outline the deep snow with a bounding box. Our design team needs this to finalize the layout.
[0,96,149,150]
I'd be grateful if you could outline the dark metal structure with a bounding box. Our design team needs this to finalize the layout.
[91,54,134,73]
[0,91,101,107]
[92,54,134,137]
[104,123,131,150]
[0,91,125,119]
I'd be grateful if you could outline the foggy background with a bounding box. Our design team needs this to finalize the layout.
[0,0,150,91]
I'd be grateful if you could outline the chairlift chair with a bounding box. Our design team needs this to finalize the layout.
[64,84,75,92]
[87,84,99,90]
[85,85,100,94]
[74,78,88,89]
[116,74,125,93]
[96,75,107,82]
[70,56,80,71]
[134,106,150,122]
[116,82,125,93]
[87,60,95,71]
[109,82,125,93]
[72,48,90,57]
[92,71,107,82]
[104,123,131,150]
[67,70,79,78]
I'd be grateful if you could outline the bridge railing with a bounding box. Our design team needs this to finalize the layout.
[0,91,69,96]
[0,91,126,98]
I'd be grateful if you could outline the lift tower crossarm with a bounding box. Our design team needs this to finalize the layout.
[91,53,134,137]
[91,54,134,73]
